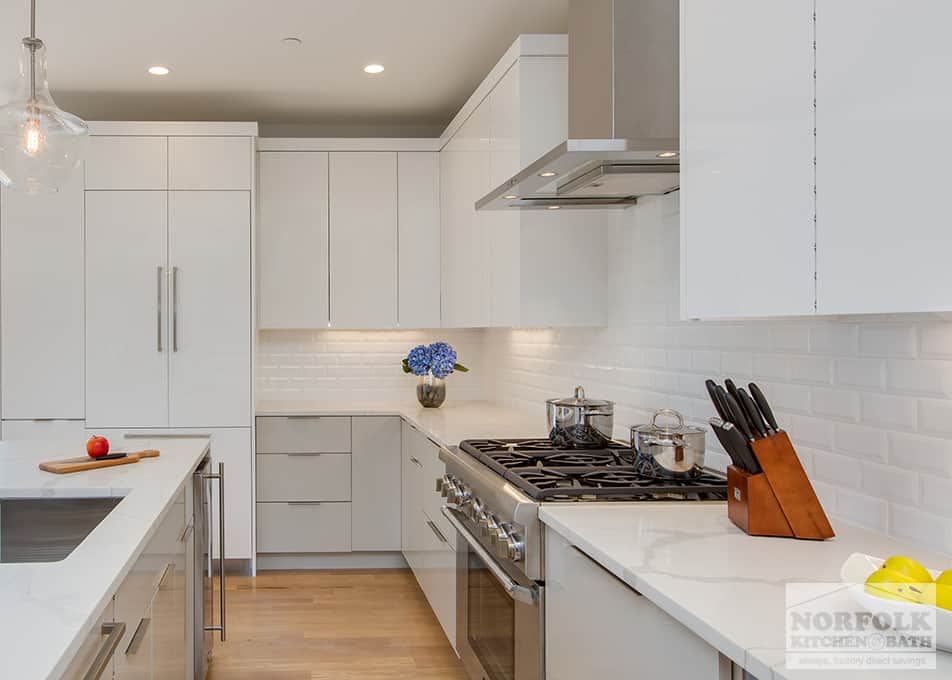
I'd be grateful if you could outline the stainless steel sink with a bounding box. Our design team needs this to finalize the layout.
[0,497,123,563]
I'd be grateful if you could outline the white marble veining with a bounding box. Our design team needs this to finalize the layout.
[256,399,546,448]
[0,436,210,680]
[540,504,952,679]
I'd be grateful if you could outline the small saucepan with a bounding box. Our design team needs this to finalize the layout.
[546,386,614,449]
[631,409,706,479]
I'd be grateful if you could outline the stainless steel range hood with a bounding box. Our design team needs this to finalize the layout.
[476,0,679,211]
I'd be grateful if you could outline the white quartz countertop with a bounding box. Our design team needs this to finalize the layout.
[540,504,952,680]
[256,399,546,448]
[0,436,210,680]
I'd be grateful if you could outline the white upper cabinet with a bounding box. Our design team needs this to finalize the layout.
[1,171,85,419]
[169,136,252,190]
[397,152,441,328]
[85,191,170,428]
[329,152,399,329]
[815,0,952,314]
[85,136,168,190]
[168,191,251,427]
[439,39,609,328]
[680,0,816,319]
[257,152,330,329]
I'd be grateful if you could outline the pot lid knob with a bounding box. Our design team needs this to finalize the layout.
[574,385,585,400]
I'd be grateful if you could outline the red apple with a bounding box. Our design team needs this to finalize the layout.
[86,435,110,458]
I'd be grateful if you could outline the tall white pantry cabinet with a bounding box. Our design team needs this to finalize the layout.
[0,123,258,562]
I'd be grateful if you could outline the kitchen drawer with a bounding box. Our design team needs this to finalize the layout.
[256,416,351,453]
[256,501,352,553]
[417,433,454,544]
[418,509,457,649]
[85,136,168,189]
[61,598,117,680]
[2,419,86,441]
[256,453,352,501]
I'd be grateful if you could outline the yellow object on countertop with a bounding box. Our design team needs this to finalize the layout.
[937,570,952,612]
[865,556,935,605]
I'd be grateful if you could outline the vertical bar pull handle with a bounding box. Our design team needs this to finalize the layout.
[203,462,226,641]
[156,266,163,352]
[171,266,179,352]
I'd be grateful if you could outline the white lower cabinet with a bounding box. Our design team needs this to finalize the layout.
[351,417,402,551]
[401,421,456,650]
[61,598,116,680]
[545,527,728,679]
[257,501,352,553]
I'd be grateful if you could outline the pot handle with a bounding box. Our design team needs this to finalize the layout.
[651,408,684,429]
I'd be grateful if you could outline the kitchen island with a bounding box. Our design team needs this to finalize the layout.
[0,436,210,679]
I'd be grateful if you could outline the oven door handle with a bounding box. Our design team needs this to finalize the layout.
[441,506,538,605]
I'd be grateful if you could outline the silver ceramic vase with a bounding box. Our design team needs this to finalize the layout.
[417,374,446,408]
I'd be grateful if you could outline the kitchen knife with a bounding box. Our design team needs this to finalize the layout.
[717,385,754,441]
[724,378,742,408]
[720,420,762,473]
[709,417,746,470]
[705,379,730,421]
[737,388,769,439]
[749,382,781,433]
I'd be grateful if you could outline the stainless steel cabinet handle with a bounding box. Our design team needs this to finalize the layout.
[426,519,447,544]
[203,462,226,641]
[171,266,179,352]
[83,621,126,680]
[287,501,323,506]
[178,518,194,543]
[157,561,175,590]
[409,456,424,468]
[156,266,163,352]
[441,507,538,605]
[125,617,151,655]
[286,452,323,457]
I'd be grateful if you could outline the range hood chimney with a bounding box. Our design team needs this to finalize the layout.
[476,0,679,210]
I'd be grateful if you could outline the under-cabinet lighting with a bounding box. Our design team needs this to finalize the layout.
[656,151,678,159]
[363,64,385,74]
[148,66,170,76]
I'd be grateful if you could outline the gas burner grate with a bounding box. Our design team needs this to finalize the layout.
[459,438,727,502]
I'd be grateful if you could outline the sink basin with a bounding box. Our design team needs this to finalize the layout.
[0,497,123,563]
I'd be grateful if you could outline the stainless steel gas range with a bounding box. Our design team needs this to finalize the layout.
[438,438,728,680]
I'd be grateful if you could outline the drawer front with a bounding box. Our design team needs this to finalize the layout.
[256,416,351,453]
[256,501,351,553]
[418,510,457,649]
[256,453,352,501]
[61,598,116,680]
[2,419,86,441]
[86,136,168,189]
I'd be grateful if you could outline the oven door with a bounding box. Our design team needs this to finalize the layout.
[442,507,543,680]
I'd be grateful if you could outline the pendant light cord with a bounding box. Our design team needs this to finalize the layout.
[29,0,36,102]
[30,0,36,39]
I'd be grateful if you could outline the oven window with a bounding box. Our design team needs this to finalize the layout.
[467,551,515,680]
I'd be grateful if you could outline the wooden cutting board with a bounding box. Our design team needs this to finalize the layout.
[39,449,160,474]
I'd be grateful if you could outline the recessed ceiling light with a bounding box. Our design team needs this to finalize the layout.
[364,64,385,74]
[504,194,518,200]
[546,205,561,210]
[282,37,303,47]
[539,171,557,178]
[657,151,679,159]
[147,65,170,76]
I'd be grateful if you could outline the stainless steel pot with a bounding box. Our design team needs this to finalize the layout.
[546,385,614,448]
[631,409,706,478]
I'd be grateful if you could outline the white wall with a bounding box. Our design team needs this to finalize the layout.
[257,329,487,402]
[486,192,952,556]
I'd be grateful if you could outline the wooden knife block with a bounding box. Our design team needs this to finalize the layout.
[727,431,835,540]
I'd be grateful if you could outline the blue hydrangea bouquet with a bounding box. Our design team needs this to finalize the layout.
[402,342,468,408]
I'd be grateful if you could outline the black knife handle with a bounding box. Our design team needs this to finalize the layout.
[709,419,745,471]
[705,379,730,421]
[749,382,780,432]
[718,386,753,441]
[724,378,742,408]
[722,421,761,473]
[738,388,768,438]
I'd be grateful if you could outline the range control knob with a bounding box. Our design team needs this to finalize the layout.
[506,534,525,563]
[455,483,472,504]
[492,523,512,557]
[478,512,498,538]
[466,498,483,521]
[438,474,453,497]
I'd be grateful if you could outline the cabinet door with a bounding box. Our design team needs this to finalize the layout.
[1,171,84,419]
[546,528,723,679]
[168,137,252,190]
[329,152,398,328]
[401,422,425,574]
[351,417,401,551]
[680,0,815,318]
[85,136,168,190]
[2,419,85,441]
[168,191,251,427]
[257,152,330,328]
[815,0,952,314]
[417,509,457,650]
[397,153,441,328]
[85,191,169,428]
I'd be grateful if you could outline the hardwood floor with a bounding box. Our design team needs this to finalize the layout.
[208,570,468,680]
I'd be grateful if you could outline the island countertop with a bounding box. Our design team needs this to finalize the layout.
[0,436,210,679]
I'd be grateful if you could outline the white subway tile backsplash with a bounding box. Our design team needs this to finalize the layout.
[770,326,810,352]
[889,504,951,555]
[917,398,952,436]
[812,450,862,489]
[888,432,952,477]
[834,358,885,390]
[836,489,888,532]
[860,393,917,430]
[919,323,952,359]
[886,359,952,397]
[862,461,919,505]
[789,356,833,385]
[833,423,889,462]
[811,388,860,421]
[753,354,789,381]
[858,325,917,358]
[809,324,859,356]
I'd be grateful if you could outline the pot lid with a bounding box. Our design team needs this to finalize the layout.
[547,385,613,409]
[631,409,704,436]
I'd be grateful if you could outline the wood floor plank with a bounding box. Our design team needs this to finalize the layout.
[207,569,468,680]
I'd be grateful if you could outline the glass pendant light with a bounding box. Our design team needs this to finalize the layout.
[0,0,89,194]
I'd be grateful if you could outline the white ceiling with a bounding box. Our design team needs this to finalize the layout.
[0,0,568,136]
